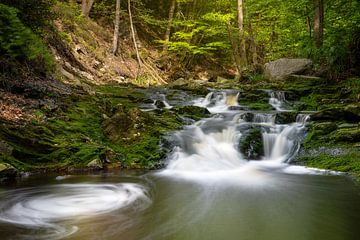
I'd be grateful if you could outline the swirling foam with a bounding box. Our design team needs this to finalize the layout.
[0,183,151,239]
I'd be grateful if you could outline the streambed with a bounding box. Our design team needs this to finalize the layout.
[0,89,359,240]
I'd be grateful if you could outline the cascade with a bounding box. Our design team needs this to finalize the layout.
[268,91,287,111]
[163,90,309,177]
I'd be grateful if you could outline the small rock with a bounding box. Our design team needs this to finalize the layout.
[154,100,166,109]
[87,159,103,169]
[0,163,18,182]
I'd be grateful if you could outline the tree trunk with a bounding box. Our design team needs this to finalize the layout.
[247,20,258,67]
[159,0,164,16]
[227,23,242,78]
[128,0,142,74]
[163,0,176,52]
[237,0,247,66]
[82,0,95,17]
[112,0,121,55]
[314,0,324,48]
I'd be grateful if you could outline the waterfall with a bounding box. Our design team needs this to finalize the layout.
[193,91,240,113]
[253,113,275,124]
[268,91,287,111]
[161,90,310,180]
[296,114,310,124]
[166,123,244,172]
[158,93,172,109]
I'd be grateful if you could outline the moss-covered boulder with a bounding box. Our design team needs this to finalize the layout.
[247,103,273,111]
[313,122,338,135]
[330,127,360,143]
[0,163,18,182]
[102,107,148,143]
[275,112,298,124]
[239,127,264,160]
[311,105,360,123]
[172,106,210,121]
[237,112,254,122]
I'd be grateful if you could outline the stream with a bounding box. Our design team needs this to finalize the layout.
[0,89,359,240]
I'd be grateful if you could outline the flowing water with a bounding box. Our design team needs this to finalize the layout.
[1,90,360,240]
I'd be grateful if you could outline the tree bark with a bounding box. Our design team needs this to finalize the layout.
[82,0,95,17]
[112,0,121,55]
[237,0,247,66]
[314,0,324,48]
[163,0,176,52]
[227,23,242,78]
[128,0,142,74]
[247,20,258,67]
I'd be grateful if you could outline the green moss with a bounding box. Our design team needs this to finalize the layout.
[301,151,360,178]
[239,127,264,160]
[171,105,210,121]
[247,102,273,111]
[329,127,360,142]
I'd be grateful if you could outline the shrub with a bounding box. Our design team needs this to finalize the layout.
[0,4,53,70]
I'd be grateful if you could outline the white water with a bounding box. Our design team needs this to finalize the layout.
[268,91,287,111]
[0,183,151,239]
[193,91,240,113]
[161,90,321,182]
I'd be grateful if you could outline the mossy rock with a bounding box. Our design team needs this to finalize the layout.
[154,100,167,109]
[312,122,338,135]
[247,103,273,111]
[103,107,149,143]
[311,106,360,123]
[238,112,254,122]
[239,90,269,102]
[239,127,264,160]
[172,106,210,121]
[330,127,360,143]
[303,122,338,148]
[275,112,298,124]
[0,162,18,182]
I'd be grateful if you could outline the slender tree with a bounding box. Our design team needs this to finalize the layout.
[128,0,142,74]
[227,23,242,77]
[237,0,247,65]
[163,0,176,52]
[314,0,324,48]
[247,20,258,67]
[81,0,95,17]
[112,0,121,55]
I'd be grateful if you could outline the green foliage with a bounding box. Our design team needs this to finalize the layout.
[1,0,54,32]
[0,4,53,68]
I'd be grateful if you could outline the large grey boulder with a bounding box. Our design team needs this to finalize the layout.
[264,58,313,81]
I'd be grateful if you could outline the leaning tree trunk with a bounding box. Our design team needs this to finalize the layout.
[163,0,176,52]
[128,0,142,75]
[314,0,324,48]
[82,0,95,17]
[112,0,121,55]
[237,0,248,66]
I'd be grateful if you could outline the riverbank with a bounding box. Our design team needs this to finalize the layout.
[1,75,359,182]
[1,1,359,183]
